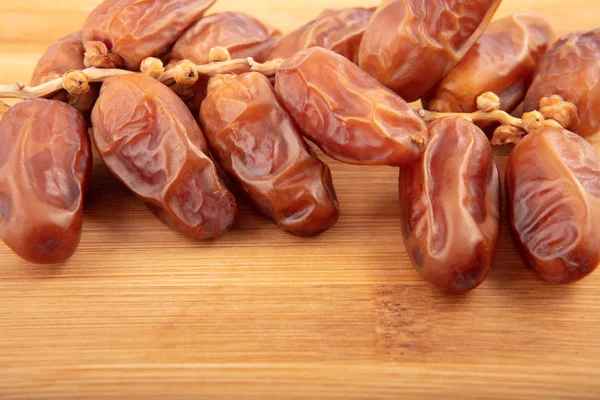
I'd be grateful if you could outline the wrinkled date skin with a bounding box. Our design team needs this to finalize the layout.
[171,11,281,115]
[506,126,600,283]
[269,8,374,63]
[275,47,428,167]
[31,31,100,121]
[358,0,502,102]
[427,12,555,113]
[0,99,92,264]
[200,73,340,236]
[399,117,501,292]
[524,29,600,137]
[82,0,215,70]
[171,12,281,64]
[91,74,237,240]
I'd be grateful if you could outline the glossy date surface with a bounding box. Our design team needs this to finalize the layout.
[524,29,600,137]
[269,7,374,63]
[275,47,428,167]
[0,99,92,264]
[398,117,501,292]
[31,31,100,120]
[506,126,600,283]
[427,12,555,113]
[91,74,237,240]
[82,0,215,70]
[200,72,340,236]
[358,0,502,102]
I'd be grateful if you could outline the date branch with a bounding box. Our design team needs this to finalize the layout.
[416,92,580,145]
[0,47,284,101]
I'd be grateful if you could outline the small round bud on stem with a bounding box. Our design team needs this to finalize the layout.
[62,70,90,96]
[522,110,545,133]
[538,95,580,131]
[491,125,527,146]
[0,101,10,121]
[84,41,124,69]
[209,47,232,63]
[477,92,501,112]
[174,60,199,86]
[140,57,164,78]
[207,73,236,94]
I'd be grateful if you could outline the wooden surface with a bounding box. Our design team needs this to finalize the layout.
[1,1,600,399]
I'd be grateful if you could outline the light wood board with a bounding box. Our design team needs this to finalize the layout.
[1,0,600,399]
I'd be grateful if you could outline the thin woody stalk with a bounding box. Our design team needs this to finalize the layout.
[158,58,285,86]
[0,54,285,100]
[418,108,524,128]
[415,92,578,145]
[0,48,578,146]
[0,68,133,99]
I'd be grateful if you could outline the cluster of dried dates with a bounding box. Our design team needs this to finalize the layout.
[0,0,599,293]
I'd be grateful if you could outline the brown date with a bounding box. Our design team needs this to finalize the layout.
[91,74,237,240]
[398,117,501,292]
[269,7,374,63]
[274,47,428,167]
[31,31,100,121]
[82,0,215,70]
[170,12,281,116]
[171,12,281,65]
[524,29,600,137]
[506,126,600,283]
[0,99,92,264]
[358,0,502,102]
[200,72,340,236]
[427,12,555,114]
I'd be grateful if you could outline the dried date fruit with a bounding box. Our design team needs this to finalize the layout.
[0,99,92,264]
[31,31,100,121]
[200,72,340,236]
[170,12,281,65]
[506,126,600,283]
[398,117,501,292]
[170,11,281,116]
[91,74,237,240]
[82,0,215,70]
[274,47,428,167]
[358,0,502,102]
[524,29,600,137]
[269,7,374,63]
[427,12,555,114]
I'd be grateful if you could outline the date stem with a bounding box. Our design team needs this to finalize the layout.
[416,92,574,145]
[157,57,285,86]
[418,108,523,128]
[0,68,133,99]
[0,66,577,147]
[0,56,285,100]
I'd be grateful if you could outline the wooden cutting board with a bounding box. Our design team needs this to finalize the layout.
[1,1,600,398]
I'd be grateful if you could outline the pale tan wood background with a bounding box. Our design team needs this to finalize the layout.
[1,1,600,399]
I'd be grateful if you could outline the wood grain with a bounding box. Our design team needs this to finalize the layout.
[1,1,600,399]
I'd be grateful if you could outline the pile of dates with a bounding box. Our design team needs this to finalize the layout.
[0,0,599,293]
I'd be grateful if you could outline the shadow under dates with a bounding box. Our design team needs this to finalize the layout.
[1,136,597,293]
[83,150,135,224]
